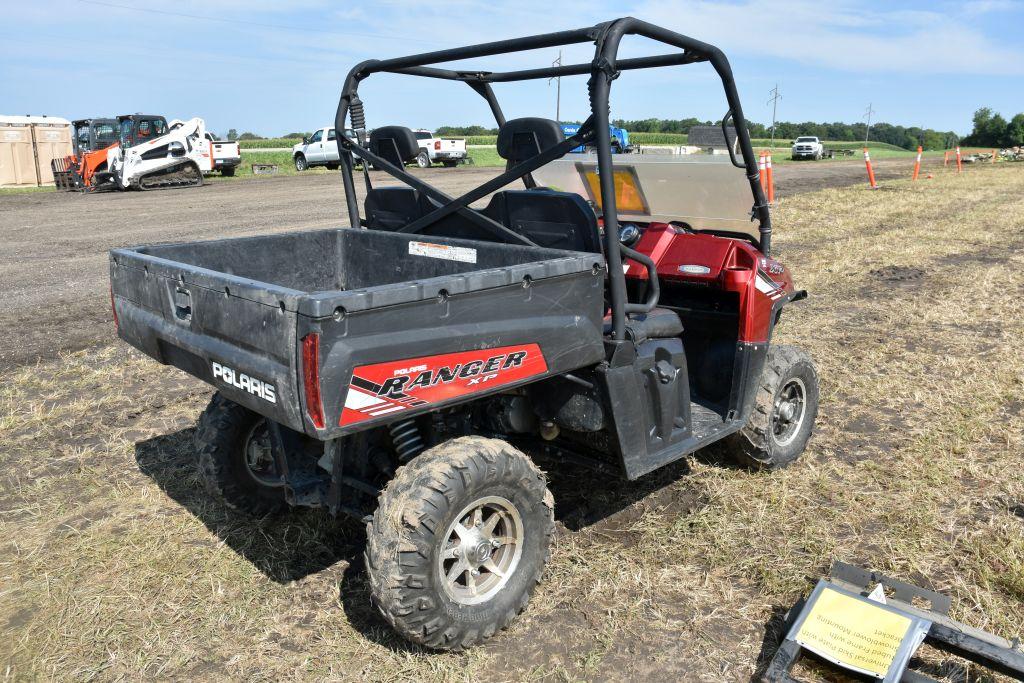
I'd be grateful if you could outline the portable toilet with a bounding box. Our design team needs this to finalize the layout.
[0,115,73,187]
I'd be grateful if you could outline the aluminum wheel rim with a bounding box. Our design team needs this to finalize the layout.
[242,419,284,488]
[771,377,807,447]
[437,496,523,605]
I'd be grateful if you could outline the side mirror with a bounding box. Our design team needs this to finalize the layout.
[302,136,309,144]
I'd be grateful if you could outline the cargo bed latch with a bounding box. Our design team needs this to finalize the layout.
[172,286,192,323]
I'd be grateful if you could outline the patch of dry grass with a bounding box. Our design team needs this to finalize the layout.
[1,166,1023,681]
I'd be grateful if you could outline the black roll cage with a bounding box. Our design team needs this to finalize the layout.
[334,17,771,342]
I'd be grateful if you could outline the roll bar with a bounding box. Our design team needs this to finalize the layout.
[334,17,772,342]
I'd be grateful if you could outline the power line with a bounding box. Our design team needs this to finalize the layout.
[548,50,562,122]
[767,84,781,149]
[864,103,875,144]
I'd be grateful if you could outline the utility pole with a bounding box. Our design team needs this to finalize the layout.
[767,84,781,149]
[548,50,562,122]
[863,103,875,144]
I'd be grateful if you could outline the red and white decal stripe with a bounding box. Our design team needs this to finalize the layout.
[340,343,547,427]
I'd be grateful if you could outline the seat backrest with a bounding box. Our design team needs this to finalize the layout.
[364,187,421,230]
[369,126,419,166]
[364,186,496,240]
[484,189,602,253]
[496,118,565,167]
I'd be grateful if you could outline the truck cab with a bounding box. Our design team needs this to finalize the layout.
[561,123,632,153]
[791,136,824,160]
[292,126,352,170]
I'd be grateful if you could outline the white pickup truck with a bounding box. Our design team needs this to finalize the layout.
[412,130,467,168]
[292,127,466,170]
[293,127,345,171]
[791,136,825,160]
[204,133,241,175]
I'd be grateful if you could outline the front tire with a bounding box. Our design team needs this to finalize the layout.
[416,150,431,168]
[294,154,308,172]
[366,436,554,650]
[194,393,287,516]
[730,345,819,469]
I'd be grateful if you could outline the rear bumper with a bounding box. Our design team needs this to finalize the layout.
[433,151,467,160]
[214,157,241,168]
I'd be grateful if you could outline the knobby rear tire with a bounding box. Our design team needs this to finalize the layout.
[365,436,554,650]
[194,393,286,516]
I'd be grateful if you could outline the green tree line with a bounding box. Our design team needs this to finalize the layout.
[231,108,1024,150]
[962,108,1024,147]
[436,118,962,150]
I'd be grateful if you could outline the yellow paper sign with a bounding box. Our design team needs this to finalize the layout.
[796,587,912,678]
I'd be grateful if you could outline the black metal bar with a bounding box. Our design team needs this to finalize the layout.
[340,133,535,245]
[388,65,466,80]
[591,20,628,340]
[927,623,1024,680]
[366,26,605,73]
[394,122,597,238]
[335,67,367,230]
[467,81,507,127]
[485,51,705,82]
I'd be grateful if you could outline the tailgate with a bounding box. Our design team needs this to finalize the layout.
[212,142,240,157]
[110,249,306,432]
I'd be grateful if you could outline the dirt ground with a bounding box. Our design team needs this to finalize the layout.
[1,161,1021,682]
[0,156,943,370]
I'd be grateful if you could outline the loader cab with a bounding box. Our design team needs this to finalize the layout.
[72,118,118,156]
[117,114,169,149]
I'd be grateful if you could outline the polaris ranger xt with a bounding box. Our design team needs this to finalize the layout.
[110,18,819,650]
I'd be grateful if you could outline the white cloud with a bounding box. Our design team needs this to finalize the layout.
[633,0,1024,76]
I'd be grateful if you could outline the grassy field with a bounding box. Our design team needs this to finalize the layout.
[1,164,1022,680]
[208,148,507,180]
[237,137,302,149]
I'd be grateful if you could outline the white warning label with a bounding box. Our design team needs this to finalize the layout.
[408,241,477,264]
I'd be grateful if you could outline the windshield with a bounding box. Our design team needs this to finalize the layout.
[94,123,118,147]
[75,125,90,152]
[795,137,817,143]
[121,117,168,147]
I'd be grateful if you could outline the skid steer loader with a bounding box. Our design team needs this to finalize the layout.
[51,118,119,191]
[92,114,211,191]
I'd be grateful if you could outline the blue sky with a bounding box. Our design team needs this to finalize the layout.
[3,0,1023,137]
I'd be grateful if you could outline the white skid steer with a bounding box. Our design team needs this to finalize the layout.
[98,114,212,191]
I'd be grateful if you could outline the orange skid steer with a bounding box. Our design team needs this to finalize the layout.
[52,118,119,191]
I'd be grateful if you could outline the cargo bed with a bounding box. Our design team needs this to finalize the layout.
[110,227,607,437]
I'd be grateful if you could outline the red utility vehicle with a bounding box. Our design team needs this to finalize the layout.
[110,18,819,650]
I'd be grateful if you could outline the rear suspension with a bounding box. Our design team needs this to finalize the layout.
[389,419,425,462]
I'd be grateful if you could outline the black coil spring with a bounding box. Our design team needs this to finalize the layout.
[389,418,424,462]
[350,98,366,131]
